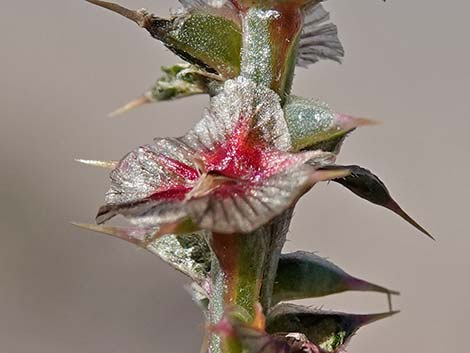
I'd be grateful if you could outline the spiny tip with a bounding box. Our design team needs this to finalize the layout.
[75,159,118,169]
[336,114,381,131]
[359,310,400,326]
[85,0,152,28]
[108,94,154,117]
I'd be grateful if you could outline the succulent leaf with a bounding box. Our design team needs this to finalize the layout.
[86,1,343,81]
[323,165,434,239]
[86,0,241,78]
[272,251,399,305]
[283,96,376,152]
[266,303,399,353]
[159,12,242,78]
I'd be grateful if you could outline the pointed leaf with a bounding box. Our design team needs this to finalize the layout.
[324,165,434,239]
[273,251,399,305]
[283,96,376,153]
[109,64,210,116]
[72,223,211,282]
[86,0,241,78]
[266,303,398,353]
[87,1,344,80]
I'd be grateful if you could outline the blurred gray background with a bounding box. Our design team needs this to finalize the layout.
[1,1,469,352]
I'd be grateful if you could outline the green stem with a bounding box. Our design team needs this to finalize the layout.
[208,210,294,353]
[208,4,302,353]
[240,5,303,99]
[208,231,268,353]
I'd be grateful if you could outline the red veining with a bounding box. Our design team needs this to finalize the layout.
[156,155,200,181]
[201,118,291,182]
[149,187,192,201]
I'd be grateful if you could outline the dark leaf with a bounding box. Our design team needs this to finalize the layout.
[273,251,399,308]
[324,165,434,240]
[266,303,398,353]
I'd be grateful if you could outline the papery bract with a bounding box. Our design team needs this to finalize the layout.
[96,77,343,236]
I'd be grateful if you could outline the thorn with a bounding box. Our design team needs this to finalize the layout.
[336,114,381,131]
[349,277,400,297]
[70,222,149,246]
[75,159,118,169]
[108,94,154,117]
[85,0,153,28]
[388,200,436,241]
[359,311,400,326]
[353,117,381,127]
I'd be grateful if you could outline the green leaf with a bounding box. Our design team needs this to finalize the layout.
[109,63,214,117]
[323,165,434,240]
[161,12,242,78]
[283,96,375,152]
[266,303,398,353]
[86,1,343,88]
[272,251,399,305]
[86,1,241,78]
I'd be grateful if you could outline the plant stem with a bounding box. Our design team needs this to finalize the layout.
[208,210,294,353]
[241,6,303,99]
[208,4,302,352]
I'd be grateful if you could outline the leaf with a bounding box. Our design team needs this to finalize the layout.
[283,96,376,153]
[86,1,345,79]
[273,251,399,307]
[71,223,211,282]
[266,303,399,353]
[86,0,241,78]
[323,165,434,239]
[108,63,211,117]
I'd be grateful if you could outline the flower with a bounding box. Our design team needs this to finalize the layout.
[96,77,344,236]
